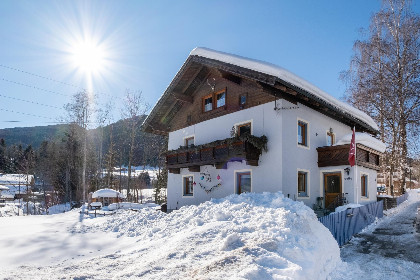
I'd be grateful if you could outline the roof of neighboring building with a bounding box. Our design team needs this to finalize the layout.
[92,188,125,199]
[143,47,379,135]
[0,174,34,185]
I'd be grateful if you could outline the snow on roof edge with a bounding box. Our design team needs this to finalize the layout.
[335,132,386,153]
[190,47,379,132]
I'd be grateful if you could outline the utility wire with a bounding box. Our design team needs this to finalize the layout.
[0,94,62,109]
[0,64,81,89]
[1,78,71,97]
[0,107,55,120]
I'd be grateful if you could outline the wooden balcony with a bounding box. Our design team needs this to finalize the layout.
[166,135,267,174]
[317,143,381,171]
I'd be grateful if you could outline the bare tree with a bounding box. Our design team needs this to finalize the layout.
[64,90,95,203]
[121,90,150,201]
[342,0,420,195]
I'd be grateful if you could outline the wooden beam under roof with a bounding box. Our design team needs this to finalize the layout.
[170,92,193,103]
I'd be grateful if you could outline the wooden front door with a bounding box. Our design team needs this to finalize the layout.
[324,173,342,208]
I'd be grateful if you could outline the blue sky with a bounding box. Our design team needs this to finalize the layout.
[0,0,418,129]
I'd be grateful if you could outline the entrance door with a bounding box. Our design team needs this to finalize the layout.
[324,173,342,208]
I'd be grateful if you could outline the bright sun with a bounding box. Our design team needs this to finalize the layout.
[71,40,106,75]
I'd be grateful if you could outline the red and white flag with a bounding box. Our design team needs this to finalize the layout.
[348,127,356,167]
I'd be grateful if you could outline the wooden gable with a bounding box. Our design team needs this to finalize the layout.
[143,54,378,135]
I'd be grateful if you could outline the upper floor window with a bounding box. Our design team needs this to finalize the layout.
[239,94,247,109]
[298,120,308,146]
[202,88,227,112]
[361,174,368,197]
[203,94,213,112]
[327,131,335,146]
[216,90,226,108]
[184,136,194,147]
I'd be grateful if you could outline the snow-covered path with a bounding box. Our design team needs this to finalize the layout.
[330,190,420,280]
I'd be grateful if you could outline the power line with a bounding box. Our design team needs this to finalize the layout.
[0,64,81,89]
[0,94,62,109]
[0,107,56,120]
[1,78,71,97]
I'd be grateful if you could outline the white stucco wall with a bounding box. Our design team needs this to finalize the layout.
[166,100,378,211]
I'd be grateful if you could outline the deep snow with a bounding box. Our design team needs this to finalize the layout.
[0,192,340,280]
[0,190,418,280]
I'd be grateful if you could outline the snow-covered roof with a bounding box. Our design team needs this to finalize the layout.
[335,132,386,153]
[190,47,379,132]
[0,174,34,185]
[0,185,10,191]
[92,188,125,199]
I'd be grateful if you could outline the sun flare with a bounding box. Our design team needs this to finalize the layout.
[71,40,107,75]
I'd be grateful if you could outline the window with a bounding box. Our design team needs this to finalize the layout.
[183,175,194,196]
[202,88,227,112]
[236,171,251,194]
[216,90,226,108]
[327,131,335,146]
[298,171,308,197]
[184,136,194,147]
[239,94,247,108]
[361,174,368,197]
[298,120,308,146]
[203,94,213,112]
[237,122,251,136]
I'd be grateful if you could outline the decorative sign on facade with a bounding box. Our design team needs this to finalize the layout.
[196,167,222,194]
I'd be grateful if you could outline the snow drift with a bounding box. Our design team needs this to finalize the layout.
[75,192,341,279]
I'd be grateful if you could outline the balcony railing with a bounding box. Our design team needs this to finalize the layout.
[317,143,381,170]
[166,135,267,173]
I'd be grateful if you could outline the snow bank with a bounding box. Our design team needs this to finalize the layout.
[0,204,23,217]
[47,203,71,214]
[108,202,159,211]
[335,132,386,153]
[77,192,340,279]
[335,203,363,213]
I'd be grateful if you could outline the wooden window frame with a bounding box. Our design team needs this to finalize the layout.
[298,170,309,197]
[202,94,213,112]
[184,136,195,147]
[361,174,368,197]
[183,175,194,196]
[236,122,252,136]
[201,88,227,112]
[236,171,251,194]
[215,89,226,108]
[298,120,308,147]
[239,94,247,109]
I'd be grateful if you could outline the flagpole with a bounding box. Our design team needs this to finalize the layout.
[354,127,358,204]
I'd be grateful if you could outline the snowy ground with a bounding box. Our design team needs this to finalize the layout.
[0,190,418,280]
[0,192,339,280]
[330,189,420,280]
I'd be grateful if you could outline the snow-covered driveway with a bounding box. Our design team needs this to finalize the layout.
[330,190,420,280]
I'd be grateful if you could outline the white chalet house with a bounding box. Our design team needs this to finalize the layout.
[143,48,386,212]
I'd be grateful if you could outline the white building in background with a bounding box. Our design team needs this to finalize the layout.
[143,48,385,212]
[0,173,34,199]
